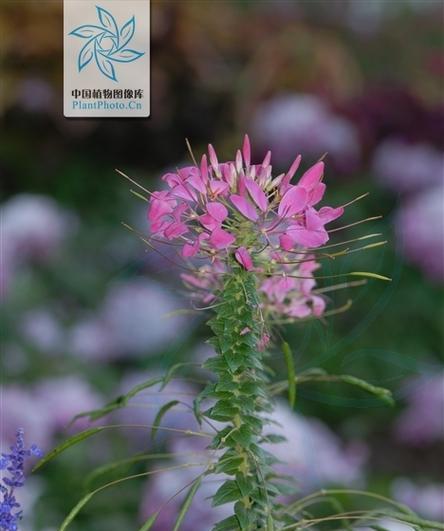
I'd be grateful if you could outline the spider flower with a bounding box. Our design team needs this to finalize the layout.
[0,429,42,531]
[147,136,344,322]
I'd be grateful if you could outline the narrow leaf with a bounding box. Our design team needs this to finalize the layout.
[151,401,180,441]
[138,512,160,531]
[349,271,392,281]
[282,341,296,408]
[59,492,94,531]
[172,476,202,531]
[33,427,106,472]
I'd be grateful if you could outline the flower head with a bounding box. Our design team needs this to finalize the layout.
[147,136,345,323]
[0,429,42,531]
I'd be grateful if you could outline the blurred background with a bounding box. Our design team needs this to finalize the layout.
[1,1,443,530]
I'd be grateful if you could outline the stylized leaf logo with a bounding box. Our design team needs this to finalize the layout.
[78,41,95,71]
[119,16,135,48]
[69,5,144,82]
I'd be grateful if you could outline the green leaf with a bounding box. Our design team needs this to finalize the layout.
[172,476,202,531]
[84,452,174,490]
[161,362,196,390]
[212,480,242,506]
[349,271,392,282]
[282,342,296,408]
[33,427,107,472]
[71,376,164,423]
[138,512,160,531]
[151,401,180,441]
[212,515,241,531]
[59,492,95,531]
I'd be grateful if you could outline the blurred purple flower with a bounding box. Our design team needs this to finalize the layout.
[101,279,191,356]
[69,278,193,361]
[20,309,64,355]
[34,376,102,433]
[0,387,52,451]
[69,315,117,362]
[251,93,360,173]
[140,466,231,531]
[372,139,444,194]
[1,194,75,264]
[395,184,444,282]
[264,402,367,492]
[392,478,444,522]
[114,372,198,450]
[15,78,55,114]
[395,372,444,446]
[1,195,77,298]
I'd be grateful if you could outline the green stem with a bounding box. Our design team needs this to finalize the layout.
[198,267,277,530]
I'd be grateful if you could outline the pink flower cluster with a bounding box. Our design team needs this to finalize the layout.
[147,136,345,322]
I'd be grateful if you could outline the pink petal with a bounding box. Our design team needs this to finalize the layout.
[242,134,251,167]
[230,194,259,221]
[311,295,326,316]
[182,240,200,257]
[280,155,302,194]
[287,154,302,180]
[164,221,188,240]
[208,144,219,172]
[278,185,308,218]
[162,172,181,187]
[262,150,271,168]
[288,226,328,248]
[148,198,173,221]
[206,201,228,222]
[299,161,324,190]
[308,183,326,206]
[235,246,253,270]
[305,208,324,231]
[318,206,344,224]
[287,300,311,318]
[245,179,268,212]
[279,233,295,251]
[187,173,206,194]
[200,155,209,183]
[171,184,197,201]
[199,213,219,231]
[209,180,229,197]
[210,227,236,249]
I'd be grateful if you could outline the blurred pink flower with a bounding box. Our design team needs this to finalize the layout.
[0,387,52,451]
[140,466,231,531]
[114,372,198,450]
[69,279,193,361]
[20,309,64,355]
[395,372,444,446]
[392,478,444,522]
[34,376,102,432]
[373,139,444,194]
[251,94,360,172]
[1,194,75,264]
[395,184,444,282]
[264,402,367,492]
[16,78,55,113]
